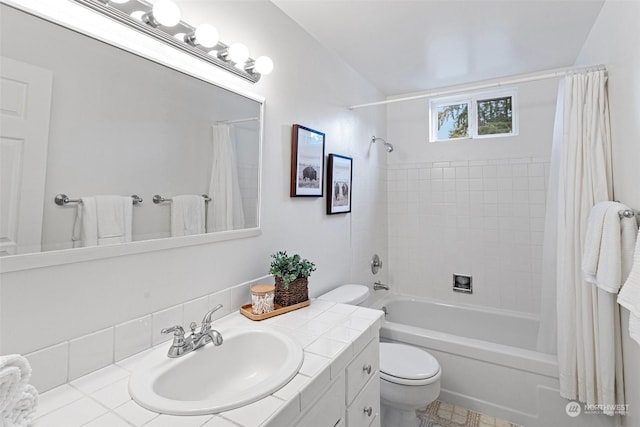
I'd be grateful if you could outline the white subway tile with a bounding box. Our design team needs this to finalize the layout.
[33,397,107,427]
[35,384,83,419]
[183,296,209,325]
[68,327,114,381]
[70,364,129,395]
[221,396,283,427]
[25,342,69,393]
[152,305,183,346]
[114,315,151,362]
[114,400,159,426]
[90,377,131,409]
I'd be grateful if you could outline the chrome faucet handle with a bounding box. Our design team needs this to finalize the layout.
[201,304,224,330]
[161,325,185,336]
[161,325,186,347]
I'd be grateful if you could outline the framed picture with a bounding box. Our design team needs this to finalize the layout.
[327,154,352,214]
[290,124,325,197]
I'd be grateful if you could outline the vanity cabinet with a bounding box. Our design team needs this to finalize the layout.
[294,337,380,427]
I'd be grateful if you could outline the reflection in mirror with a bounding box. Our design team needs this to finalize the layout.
[0,4,262,256]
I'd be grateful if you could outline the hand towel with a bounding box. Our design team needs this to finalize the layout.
[72,196,133,246]
[96,195,133,245]
[582,201,611,278]
[0,355,31,413]
[582,201,636,293]
[2,384,38,427]
[171,195,206,237]
[72,197,98,247]
[618,226,640,345]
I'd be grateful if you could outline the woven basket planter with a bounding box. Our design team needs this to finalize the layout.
[274,277,309,307]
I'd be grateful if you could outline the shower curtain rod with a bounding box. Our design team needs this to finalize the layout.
[348,64,606,110]
[216,117,260,124]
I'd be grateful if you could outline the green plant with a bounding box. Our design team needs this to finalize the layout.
[269,251,316,288]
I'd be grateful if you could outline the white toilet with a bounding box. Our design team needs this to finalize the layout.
[318,284,441,427]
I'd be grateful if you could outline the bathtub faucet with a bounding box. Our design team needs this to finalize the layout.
[373,281,389,291]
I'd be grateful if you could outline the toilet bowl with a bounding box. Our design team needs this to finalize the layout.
[317,284,441,426]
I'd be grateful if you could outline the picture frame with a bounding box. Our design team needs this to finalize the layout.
[290,124,325,197]
[327,154,352,214]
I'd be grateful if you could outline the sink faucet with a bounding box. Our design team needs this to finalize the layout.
[373,281,389,291]
[161,304,224,358]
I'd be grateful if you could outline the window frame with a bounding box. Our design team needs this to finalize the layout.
[429,88,518,142]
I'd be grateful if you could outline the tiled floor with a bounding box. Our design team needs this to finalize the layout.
[417,400,522,427]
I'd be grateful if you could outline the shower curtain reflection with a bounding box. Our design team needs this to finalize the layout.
[208,125,246,232]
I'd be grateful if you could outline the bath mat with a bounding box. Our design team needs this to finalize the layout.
[417,400,522,427]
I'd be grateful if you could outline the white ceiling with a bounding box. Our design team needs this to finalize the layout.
[271,0,605,96]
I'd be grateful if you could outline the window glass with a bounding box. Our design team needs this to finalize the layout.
[477,96,512,135]
[437,102,469,140]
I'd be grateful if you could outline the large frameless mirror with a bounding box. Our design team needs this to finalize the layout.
[0,3,263,270]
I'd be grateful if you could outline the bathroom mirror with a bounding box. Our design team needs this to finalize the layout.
[0,3,263,268]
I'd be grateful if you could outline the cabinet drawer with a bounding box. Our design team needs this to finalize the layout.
[347,375,380,427]
[296,374,345,427]
[346,338,379,404]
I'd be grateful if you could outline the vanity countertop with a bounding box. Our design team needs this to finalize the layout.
[33,300,384,427]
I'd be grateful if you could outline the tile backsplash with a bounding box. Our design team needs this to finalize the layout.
[25,275,272,393]
[387,157,550,315]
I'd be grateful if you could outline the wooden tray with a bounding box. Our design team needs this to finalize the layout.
[239,299,310,321]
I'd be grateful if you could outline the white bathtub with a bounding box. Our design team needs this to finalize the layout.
[369,293,616,427]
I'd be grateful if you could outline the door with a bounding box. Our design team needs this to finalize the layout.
[0,56,53,255]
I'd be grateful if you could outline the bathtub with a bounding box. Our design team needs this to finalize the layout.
[368,293,616,427]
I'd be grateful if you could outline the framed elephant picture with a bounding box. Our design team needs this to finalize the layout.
[290,124,325,197]
[327,154,352,214]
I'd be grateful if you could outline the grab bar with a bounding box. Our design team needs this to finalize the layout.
[54,194,143,206]
[153,194,211,204]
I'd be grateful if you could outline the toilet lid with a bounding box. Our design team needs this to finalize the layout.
[379,342,440,382]
[317,284,369,305]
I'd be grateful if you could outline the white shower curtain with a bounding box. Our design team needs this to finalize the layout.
[554,69,624,414]
[208,125,245,232]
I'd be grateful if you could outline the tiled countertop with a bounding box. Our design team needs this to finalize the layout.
[33,300,384,427]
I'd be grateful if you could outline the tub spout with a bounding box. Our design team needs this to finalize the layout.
[373,281,389,291]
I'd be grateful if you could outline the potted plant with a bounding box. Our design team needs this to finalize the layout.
[270,251,316,306]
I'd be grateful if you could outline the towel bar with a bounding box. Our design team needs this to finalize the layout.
[619,209,639,218]
[54,194,143,206]
[152,194,211,204]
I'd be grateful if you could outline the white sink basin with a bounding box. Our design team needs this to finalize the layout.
[129,328,304,415]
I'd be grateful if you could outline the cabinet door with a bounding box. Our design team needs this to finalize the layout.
[347,375,380,427]
[296,374,345,427]
[346,338,379,404]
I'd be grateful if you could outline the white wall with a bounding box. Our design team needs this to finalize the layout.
[385,78,558,313]
[575,1,640,425]
[0,0,388,358]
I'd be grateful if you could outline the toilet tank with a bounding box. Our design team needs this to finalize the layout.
[317,284,370,305]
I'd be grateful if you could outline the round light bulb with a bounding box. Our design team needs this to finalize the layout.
[254,56,274,75]
[194,24,219,48]
[152,0,181,27]
[228,43,249,64]
[110,0,130,4]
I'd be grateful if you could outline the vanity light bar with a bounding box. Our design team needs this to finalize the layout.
[71,0,270,83]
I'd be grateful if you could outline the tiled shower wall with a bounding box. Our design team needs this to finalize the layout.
[387,156,550,315]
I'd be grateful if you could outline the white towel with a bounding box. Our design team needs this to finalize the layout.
[582,201,636,293]
[2,384,38,427]
[170,195,206,237]
[0,355,31,413]
[72,196,133,246]
[618,227,640,345]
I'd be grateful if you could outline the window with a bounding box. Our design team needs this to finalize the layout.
[429,89,517,142]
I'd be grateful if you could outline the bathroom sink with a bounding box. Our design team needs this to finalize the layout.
[128,328,304,415]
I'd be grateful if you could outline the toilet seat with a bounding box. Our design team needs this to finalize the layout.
[379,342,441,386]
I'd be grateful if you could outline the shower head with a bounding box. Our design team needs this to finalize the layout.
[371,136,394,153]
